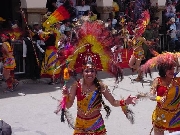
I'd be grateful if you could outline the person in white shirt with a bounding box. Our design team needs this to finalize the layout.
[167,17,178,51]
[23,27,44,79]
[56,0,64,7]
[76,0,90,19]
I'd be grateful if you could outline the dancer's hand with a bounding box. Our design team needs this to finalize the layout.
[62,85,68,96]
[125,95,137,106]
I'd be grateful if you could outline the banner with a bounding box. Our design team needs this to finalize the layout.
[113,48,133,69]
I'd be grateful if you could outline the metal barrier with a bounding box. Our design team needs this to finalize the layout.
[0,41,25,75]
[12,41,25,75]
[158,34,170,52]
[159,34,164,51]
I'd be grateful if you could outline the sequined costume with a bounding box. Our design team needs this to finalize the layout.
[73,81,106,135]
[132,37,145,60]
[2,42,16,70]
[152,77,180,131]
[1,41,17,89]
[41,46,60,78]
[41,34,60,79]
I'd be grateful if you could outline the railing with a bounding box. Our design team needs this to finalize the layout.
[12,41,26,75]
[158,34,170,52]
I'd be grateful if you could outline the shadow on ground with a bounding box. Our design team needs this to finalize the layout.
[0,68,154,99]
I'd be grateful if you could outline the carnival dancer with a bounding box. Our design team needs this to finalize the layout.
[128,35,149,73]
[54,21,138,134]
[75,0,90,19]
[62,61,137,134]
[1,33,19,92]
[140,52,180,135]
[119,23,129,48]
[128,10,150,74]
[40,32,60,85]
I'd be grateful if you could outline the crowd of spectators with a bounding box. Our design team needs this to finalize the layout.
[161,0,180,52]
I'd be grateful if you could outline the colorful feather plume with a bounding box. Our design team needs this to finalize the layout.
[134,10,150,37]
[141,52,180,74]
[43,0,76,29]
[65,21,123,79]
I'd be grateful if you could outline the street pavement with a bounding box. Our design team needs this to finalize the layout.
[0,69,173,135]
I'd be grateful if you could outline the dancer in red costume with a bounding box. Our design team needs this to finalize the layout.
[1,33,19,92]
[141,52,180,135]
[54,21,137,135]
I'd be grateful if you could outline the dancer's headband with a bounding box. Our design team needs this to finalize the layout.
[83,62,96,70]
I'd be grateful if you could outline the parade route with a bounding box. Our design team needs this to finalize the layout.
[0,69,172,135]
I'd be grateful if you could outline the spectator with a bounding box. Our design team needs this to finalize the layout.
[76,0,90,19]
[71,0,76,7]
[105,18,113,30]
[152,20,161,52]
[60,20,71,34]
[165,1,176,20]
[125,1,135,22]
[90,0,98,17]
[143,23,154,41]
[55,21,63,33]
[167,17,178,51]
[175,0,180,29]
[23,27,41,80]
[142,23,155,56]
[46,0,58,13]
[56,0,64,7]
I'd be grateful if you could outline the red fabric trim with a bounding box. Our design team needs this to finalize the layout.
[77,113,101,120]
[3,67,15,70]
[74,130,106,135]
[46,46,57,50]
[154,124,180,131]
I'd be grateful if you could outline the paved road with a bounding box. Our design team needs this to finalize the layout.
[0,69,172,135]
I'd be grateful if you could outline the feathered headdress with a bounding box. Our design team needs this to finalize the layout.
[43,0,76,29]
[54,21,135,127]
[134,10,150,37]
[65,21,123,79]
[141,52,180,74]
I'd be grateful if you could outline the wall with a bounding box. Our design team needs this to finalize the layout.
[20,0,47,25]
[20,0,46,8]
[96,0,113,7]
[151,0,166,6]
[158,0,166,6]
